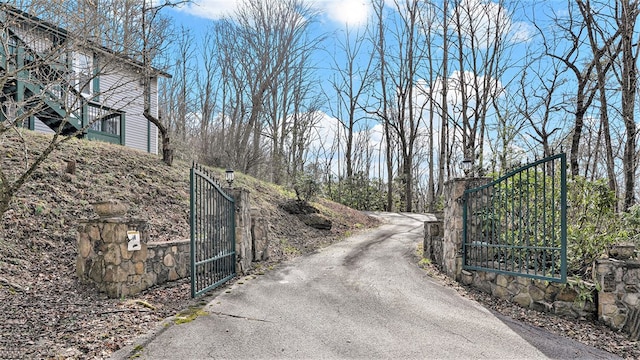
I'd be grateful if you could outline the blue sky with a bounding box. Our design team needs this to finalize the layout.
[162,0,572,180]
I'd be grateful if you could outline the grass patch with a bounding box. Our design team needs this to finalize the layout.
[129,344,144,359]
[174,306,208,325]
[418,258,431,267]
[280,239,300,256]
[416,243,424,257]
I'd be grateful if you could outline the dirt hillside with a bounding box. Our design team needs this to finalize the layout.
[0,130,378,359]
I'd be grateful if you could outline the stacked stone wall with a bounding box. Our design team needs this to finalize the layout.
[228,188,252,274]
[460,270,596,319]
[423,216,443,266]
[594,258,640,340]
[251,208,270,262]
[441,178,491,279]
[78,193,270,298]
[146,240,190,286]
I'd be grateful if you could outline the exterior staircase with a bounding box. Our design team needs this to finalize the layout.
[0,4,126,147]
[0,27,83,135]
[22,81,81,135]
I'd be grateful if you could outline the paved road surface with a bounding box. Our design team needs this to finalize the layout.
[115,212,619,359]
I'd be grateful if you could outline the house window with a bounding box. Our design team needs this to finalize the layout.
[73,51,93,96]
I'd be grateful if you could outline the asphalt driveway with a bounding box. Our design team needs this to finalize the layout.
[115,212,619,359]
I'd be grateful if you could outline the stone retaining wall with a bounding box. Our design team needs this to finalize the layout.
[424,212,596,321]
[460,270,596,320]
[78,193,270,298]
[594,258,640,340]
[76,215,192,298]
[146,240,190,287]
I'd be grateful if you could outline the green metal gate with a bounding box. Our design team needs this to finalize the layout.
[190,163,236,298]
[462,153,567,282]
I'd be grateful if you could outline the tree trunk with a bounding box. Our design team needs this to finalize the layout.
[621,0,639,210]
[404,156,413,212]
[437,0,449,201]
[144,112,173,166]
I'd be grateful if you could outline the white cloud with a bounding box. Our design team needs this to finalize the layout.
[307,111,341,159]
[510,21,535,43]
[178,0,238,19]
[177,0,371,26]
[317,0,370,26]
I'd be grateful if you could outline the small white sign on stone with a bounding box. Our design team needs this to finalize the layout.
[127,230,141,251]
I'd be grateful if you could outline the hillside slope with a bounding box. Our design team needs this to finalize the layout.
[0,130,378,359]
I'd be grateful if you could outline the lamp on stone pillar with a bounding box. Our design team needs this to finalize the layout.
[461,157,473,177]
[225,168,235,187]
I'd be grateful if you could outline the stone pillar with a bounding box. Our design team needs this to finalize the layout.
[442,177,490,280]
[423,215,443,264]
[226,187,252,274]
[594,251,640,339]
[76,200,149,298]
[251,208,270,262]
[442,179,466,279]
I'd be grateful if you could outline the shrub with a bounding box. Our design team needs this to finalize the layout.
[293,172,320,202]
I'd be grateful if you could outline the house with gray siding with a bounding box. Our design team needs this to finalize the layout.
[0,3,169,154]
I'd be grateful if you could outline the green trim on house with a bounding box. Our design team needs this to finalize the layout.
[15,45,24,104]
[92,54,99,102]
[120,113,126,146]
[86,129,121,143]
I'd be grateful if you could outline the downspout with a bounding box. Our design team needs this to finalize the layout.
[146,77,151,153]
[147,116,150,153]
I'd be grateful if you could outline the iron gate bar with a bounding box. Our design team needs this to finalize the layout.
[462,153,567,283]
[190,164,236,298]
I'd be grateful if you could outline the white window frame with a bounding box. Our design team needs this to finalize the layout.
[73,51,93,97]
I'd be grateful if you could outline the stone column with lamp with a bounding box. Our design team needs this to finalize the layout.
[218,169,270,273]
[441,154,490,280]
[223,168,254,274]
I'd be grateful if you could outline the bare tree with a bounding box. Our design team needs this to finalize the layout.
[370,0,428,212]
[157,26,196,162]
[437,0,451,202]
[264,38,322,185]
[325,23,376,203]
[371,0,395,211]
[192,25,221,166]
[576,0,620,196]
[517,55,564,161]
[449,0,515,171]
[419,2,441,211]
[212,0,320,176]
[538,1,619,177]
